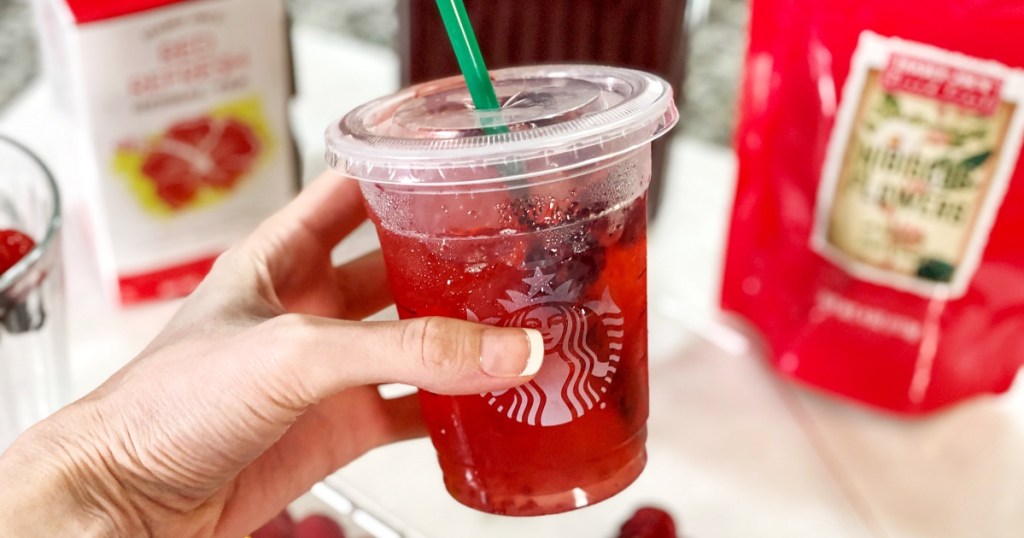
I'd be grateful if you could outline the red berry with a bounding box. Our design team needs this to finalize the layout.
[0,229,36,276]
[251,510,296,538]
[618,506,678,538]
[294,514,346,538]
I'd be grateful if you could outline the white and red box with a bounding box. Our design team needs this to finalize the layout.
[33,0,298,304]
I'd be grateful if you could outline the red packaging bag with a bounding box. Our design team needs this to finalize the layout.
[723,0,1024,413]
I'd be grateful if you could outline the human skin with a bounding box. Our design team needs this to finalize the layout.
[0,172,542,537]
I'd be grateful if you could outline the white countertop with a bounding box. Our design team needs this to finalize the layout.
[3,27,1024,538]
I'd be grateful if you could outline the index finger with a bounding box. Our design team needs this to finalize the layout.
[268,170,368,248]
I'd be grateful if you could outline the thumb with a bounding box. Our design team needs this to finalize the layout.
[262,314,545,402]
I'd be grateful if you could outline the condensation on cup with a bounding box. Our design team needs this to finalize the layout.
[326,65,678,516]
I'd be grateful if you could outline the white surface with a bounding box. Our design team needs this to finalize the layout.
[3,26,1024,538]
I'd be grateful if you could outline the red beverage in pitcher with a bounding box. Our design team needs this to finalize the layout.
[326,65,677,515]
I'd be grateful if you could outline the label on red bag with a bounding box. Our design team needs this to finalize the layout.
[881,54,1003,115]
[812,32,1024,298]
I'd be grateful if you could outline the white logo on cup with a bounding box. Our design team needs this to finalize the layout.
[468,268,624,427]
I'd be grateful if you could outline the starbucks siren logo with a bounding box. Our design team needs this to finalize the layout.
[468,268,624,427]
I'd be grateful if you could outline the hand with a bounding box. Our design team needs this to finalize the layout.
[0,172,543,537]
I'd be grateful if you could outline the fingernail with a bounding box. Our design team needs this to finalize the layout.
[480,328,544,377]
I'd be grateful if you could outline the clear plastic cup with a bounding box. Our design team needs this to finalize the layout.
[0,136,67,452]
[326,65,677,516]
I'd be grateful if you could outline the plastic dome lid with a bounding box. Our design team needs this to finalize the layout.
[325,64,678,186]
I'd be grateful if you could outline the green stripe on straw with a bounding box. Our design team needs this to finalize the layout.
[435,0,501,111]
[434,0,513,137]
[435,0,521,176]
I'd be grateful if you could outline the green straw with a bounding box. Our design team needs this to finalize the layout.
[435,0,523,178]
[435,0,504,122]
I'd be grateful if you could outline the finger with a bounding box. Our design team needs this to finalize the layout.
[262,315,545,402]
[264,170,368,248]
[219,391,425,537]
[261,391,424,470]
[222,315,543,536]
[334,250,393,320]
[370,393,427,442]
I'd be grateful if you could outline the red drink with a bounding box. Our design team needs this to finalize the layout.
[327,65,677,515]
[375,175,650,515]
